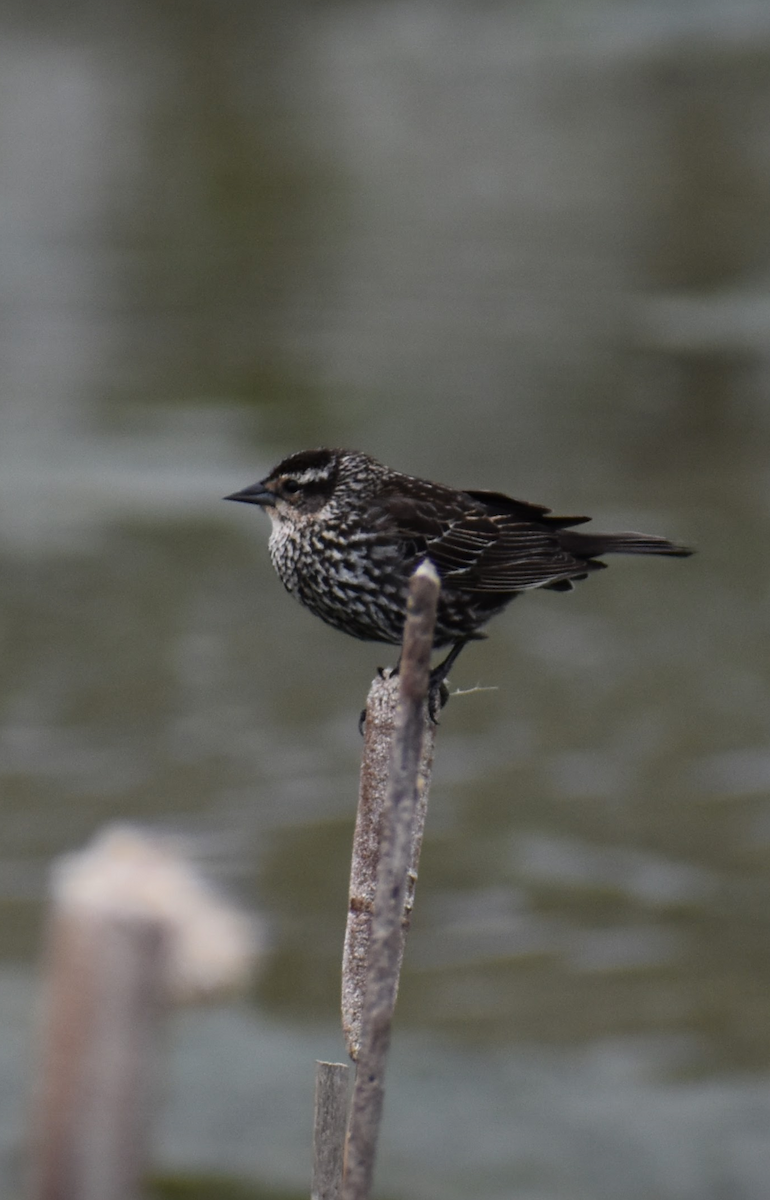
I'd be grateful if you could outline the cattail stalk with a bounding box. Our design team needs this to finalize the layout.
[341,560,440,1200]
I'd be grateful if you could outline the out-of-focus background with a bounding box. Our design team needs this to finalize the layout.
[1,1,770,1197]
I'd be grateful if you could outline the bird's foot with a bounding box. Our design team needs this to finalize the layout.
[361,677,448,730]
[427,678,450,724]
[423,637,472,722]
[362,643,466,731]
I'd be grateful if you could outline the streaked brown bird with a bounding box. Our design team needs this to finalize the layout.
[226,448,691,705]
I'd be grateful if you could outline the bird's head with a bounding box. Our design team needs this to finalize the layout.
[225,448,380,523]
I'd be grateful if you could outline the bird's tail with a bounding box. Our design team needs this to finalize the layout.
[560,530,693,559]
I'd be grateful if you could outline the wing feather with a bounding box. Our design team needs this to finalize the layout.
[376,493,597,594]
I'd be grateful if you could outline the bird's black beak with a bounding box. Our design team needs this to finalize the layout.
[224,482,277,507]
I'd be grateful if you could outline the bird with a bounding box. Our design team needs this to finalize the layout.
[225,448,691,712]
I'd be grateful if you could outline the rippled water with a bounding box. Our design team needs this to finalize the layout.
[2,2,770,1197]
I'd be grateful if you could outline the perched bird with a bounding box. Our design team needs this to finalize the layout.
[226,448,691,706]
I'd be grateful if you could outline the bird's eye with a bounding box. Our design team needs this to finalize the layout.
[282,479,300,496]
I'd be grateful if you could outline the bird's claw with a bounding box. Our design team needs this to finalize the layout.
[427,679,450,724]
[360,674,449,731]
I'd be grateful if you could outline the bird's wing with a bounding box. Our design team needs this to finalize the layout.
[462,489,591,529]
[377,495,595,593]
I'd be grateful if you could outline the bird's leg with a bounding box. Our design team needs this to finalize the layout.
[427,637,472,722]
[430,636,472,686]
[362,640,471,731]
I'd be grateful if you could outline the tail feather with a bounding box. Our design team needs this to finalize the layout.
[560,530,693,559]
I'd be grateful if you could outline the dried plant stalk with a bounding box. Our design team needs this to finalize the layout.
[30,826,255,1200]
[342,671,435,1060]
[341,561,440,1200]
[31,907,168,1200]
[311,1061,350,1200]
